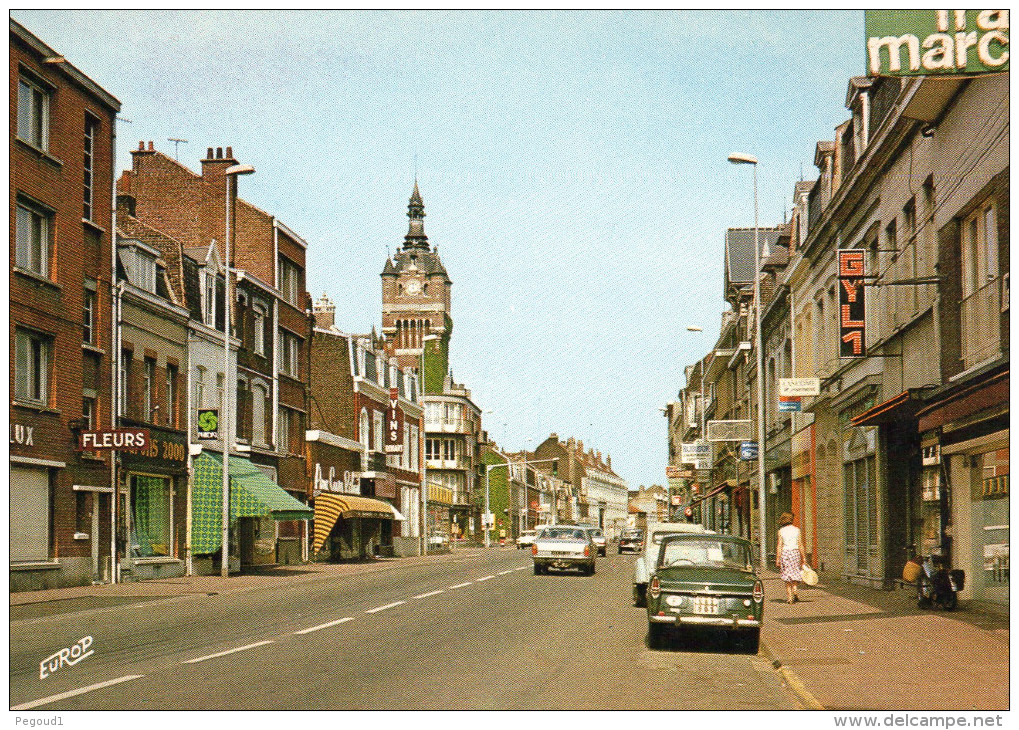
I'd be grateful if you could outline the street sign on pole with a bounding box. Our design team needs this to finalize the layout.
[739,441,758,461]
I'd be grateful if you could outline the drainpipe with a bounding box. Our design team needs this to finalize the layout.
[110,124,118,584]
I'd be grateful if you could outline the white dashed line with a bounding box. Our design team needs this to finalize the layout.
[476,575,495,582]
[294,617,354,635]
[412,590,444,599]
[12,674,145,710]
[183,640,275,664]
[448,582,472,589]
[365,600,406,614]
[497,569,514,575]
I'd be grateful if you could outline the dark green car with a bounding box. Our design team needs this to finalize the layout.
[646,533,764,653]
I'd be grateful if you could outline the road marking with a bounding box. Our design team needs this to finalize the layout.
[512,566,528,571]
[497,570,514,575]
[12,674,145,710]
[294,617,354,635]
[365,600,405,614]
[412,590,444,599]
[183,640,274,664]
[476,575,495,582]
[448,582,472,589]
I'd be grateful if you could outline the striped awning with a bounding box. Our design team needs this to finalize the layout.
[312,492,403,555]
[191,452,312,555]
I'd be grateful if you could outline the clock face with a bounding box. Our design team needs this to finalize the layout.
[405,279,421,295]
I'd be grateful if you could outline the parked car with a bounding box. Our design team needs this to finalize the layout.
[516,530,538,549]
[618,528,644,554]
[645,533,763,653]
[633,522,707,606]
[583,527,607,556]
[532,525,596,575]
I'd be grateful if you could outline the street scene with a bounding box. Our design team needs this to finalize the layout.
[9,9,1009,721]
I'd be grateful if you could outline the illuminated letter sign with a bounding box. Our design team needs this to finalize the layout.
[838,250,866,358]
[385,387,403,454]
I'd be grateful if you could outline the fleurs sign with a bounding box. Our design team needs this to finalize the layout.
[838,250,866,358]
[385,387,403,454]
[77,428,150,452]
[866,10,1009,76]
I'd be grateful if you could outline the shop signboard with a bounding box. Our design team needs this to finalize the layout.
[779,378,820,397]
[196,409,219,439]
[838,249,867,358]
[739,441,758,461]
[77,428,150,452]
[866,10,1009,76]
[681,441,711,470]
[385,387,403,454]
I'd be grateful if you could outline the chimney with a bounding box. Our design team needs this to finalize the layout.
[606,455,611,469]
[201,144,239,179]
[312,292,335,329]
[116,194,136,218]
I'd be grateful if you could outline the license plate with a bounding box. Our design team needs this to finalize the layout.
[693,596,719,614]
[552,551,573,557]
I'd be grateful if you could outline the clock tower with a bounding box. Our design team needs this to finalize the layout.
[381,183,452,392]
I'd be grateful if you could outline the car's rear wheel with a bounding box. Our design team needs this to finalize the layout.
[648,623,668,649]
[739,628,760,654]
[589,561,596,575]
[533,564,542,575]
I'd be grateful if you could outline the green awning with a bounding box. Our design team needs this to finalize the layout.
[191,452,312,555]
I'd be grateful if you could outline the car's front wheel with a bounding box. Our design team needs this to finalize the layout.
[634,584,646,607]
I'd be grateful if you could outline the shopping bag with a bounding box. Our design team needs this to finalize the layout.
[801,565,818,586]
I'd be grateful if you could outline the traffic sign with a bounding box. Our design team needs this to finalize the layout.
[739,441,758,461]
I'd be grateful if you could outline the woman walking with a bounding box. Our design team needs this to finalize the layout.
[776,512,806,604]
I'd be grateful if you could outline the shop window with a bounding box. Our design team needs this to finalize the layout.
[130,475,170,557]
[10,466,50,562]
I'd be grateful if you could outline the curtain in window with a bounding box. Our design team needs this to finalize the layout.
[131,475,169,557]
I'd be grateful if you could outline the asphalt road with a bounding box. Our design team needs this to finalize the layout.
[10,549,801,710]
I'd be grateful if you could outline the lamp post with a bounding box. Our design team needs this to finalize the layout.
[419,333,440,555]
[686,325,707,522]
[728,152,767,570]
[220,163,255,578]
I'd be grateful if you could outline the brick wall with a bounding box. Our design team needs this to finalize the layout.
[309,331,356,440]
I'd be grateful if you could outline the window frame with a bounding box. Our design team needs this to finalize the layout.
[17,72,50,151]
[15,197,53,278]
[15,328,52,406]
[280,329,300,378]
[83,286,97,345]
[83,114,99,221]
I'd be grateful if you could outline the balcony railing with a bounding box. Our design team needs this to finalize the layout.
[961,277,1002,368]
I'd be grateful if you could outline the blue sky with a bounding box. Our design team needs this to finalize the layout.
[15,9,865,490]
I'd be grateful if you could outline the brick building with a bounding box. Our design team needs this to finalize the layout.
[118,143,313,573]
[10,19,120,590]
[310,294,422,558]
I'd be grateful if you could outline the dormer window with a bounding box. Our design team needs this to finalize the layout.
[119,239,159,294]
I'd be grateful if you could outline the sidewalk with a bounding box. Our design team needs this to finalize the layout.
[759,570,1009,712]
[10,546,489,611]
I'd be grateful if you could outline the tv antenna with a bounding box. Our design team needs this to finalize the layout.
[168,138,188,160]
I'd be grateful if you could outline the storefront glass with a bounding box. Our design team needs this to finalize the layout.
[130,474,170,557]
[971,447,1008,605]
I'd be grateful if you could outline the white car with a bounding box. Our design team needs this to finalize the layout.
[516,530,538,549]
[632,522,708,606]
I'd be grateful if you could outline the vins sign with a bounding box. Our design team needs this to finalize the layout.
[838,250,866,358]
[385,387,403,454]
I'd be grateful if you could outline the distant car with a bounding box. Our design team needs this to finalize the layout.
[427,530,449,549]
[618,528,644,554]
[646,533,763,653]
[583,527,607,556]
[532,525,596,575]
[633,522,708,606]
[516,530,538,549]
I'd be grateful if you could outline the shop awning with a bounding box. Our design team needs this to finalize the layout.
[850,388,932,428]
[312,492,404,555]
[191,452,312,555]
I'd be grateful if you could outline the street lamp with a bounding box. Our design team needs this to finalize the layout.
[728,152,767,571]
[686,325,707,522]
[221,163,255,578]
[419,333,440,555]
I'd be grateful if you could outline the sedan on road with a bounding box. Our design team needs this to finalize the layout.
[633,522,707,606]
[645,533,763,653]
[532,525,596,575]
[516,530,538,549]
[618,529,644,554]
[585,527,607,556]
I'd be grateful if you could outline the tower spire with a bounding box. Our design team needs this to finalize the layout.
[404,182,429,250]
